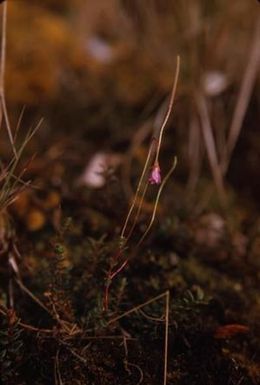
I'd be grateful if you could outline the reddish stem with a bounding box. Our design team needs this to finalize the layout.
[103,248,129,311]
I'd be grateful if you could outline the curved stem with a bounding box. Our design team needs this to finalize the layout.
[120,138,156,239]
[136,156,177,248]
[154,56,180,165]
[125,181,149,242]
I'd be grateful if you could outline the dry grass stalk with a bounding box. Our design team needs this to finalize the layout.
[196,92,227,206]
[154,56,180,166]
[54,350,63,385]
[0,2,17,157]
[0,3,43,212]
[108,291,170,385]
[186,114,202,197]
[120,138,156,239]
[0,118,43,211]
[222,18,260,174]
[163,290,170,385]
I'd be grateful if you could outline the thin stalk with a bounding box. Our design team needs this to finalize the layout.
[120,138,156,239]
[163,290,170,385]
[108,291,167,325]
[222,18,260,175]
[107,291,170,385]
[0,118,43,208]
[154,56,180,165]
[0,2,17,157]
[125,180,149,241]
[108,156,177,303]
[14,105,26,141]
[0,1,6,92]
[15,278,51,315]
[136,156,177,248]
[196,93,226,206]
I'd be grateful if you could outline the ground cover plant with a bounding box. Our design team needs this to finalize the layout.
[0,1,260,384]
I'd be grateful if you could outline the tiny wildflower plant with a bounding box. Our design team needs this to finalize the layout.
[104,56,180,310]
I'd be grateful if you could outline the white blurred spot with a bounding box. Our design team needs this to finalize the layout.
[79,152,121,188]
[202,71,228,97]
[194,213,225,248]
[86,36,114,64]
[9,255,19,275]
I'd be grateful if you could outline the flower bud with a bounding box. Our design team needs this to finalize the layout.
[149,163,161,185]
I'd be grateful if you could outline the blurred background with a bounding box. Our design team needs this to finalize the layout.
[2,0,260,227]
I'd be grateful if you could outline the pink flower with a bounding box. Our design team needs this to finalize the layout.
[149,163,161,185]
